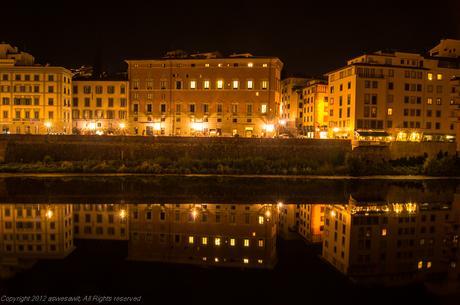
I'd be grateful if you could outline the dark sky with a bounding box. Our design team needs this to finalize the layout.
[1,1,459,77]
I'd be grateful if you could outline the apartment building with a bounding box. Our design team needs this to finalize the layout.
[301,79,329,138]
[72,204,129,240]
[451,77,460,150]
[0,44,72,134]
[326,40,460,141]
[126,51,283,137]
[278,204,298,239]
[127,203,278,268]
[322,199,460,285]
[280,77,309,135]
[71,77,129,135]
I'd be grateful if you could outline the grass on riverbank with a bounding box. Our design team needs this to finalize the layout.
[0,154,459,176]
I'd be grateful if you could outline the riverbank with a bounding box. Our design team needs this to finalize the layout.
[0,154,459,176]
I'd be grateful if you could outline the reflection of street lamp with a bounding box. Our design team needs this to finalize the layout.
[119,209,127,220]
[44,121,52,134]
[45,208,54,219]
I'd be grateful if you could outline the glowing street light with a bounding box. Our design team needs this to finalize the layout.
[119,122,126,130]
[45,209,54,219]
[263,124,275,133]
[279,119,286,126]
[44,121,52,129]
[88,122,97,130]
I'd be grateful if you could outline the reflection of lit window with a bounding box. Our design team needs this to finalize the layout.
[215,237,221,246]
[381,228,387,236]
[427,73,433,81]
[258,215,264,224]
[418,261,423,269]
[258,239,264,247]
[188,236,194,244]
[427,261,432,269]
[202,237,208,245]
[243,258,249,264]
[230,238,236,246]
[261,104,267,114]
[243,239,250,247]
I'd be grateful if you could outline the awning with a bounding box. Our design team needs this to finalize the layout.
[355,130,389,137]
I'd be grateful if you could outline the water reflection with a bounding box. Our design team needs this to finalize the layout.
[1,197,460,291]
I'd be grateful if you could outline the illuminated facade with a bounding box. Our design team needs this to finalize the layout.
[326,40,460,142]
[297,204,324,243]
[0,44,72,135]
[73,204,129,240]
[322,199,460,285]
[280,78,309,135]
[127,204,278,268]
[71,78,129,135]
[126,51,283,137]
[301,80,329,138]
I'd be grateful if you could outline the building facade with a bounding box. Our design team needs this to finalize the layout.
[71,78,129,135]
[326,40,460,141]
[280,77,309,135]
[0,44,72,135]
[297,204,324,243]
[301,79,329,138]
[126,51,283,137]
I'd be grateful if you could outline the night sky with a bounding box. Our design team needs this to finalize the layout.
[1,1,459,77]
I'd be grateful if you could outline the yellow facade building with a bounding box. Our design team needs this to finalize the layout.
[297,204,324,243]
[301,79,329,138]
[71,78,129,135]
[127,203,278,268]
[126,51,283,137]
[0,44,72,134]
[326,40,460,141]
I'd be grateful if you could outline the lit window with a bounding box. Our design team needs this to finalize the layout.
[437,73,443,80]
[261,104,267,114]
[202,257,207,261]
[202,237,208,245]
[243,258,249,264]
[215,237,221,246]
[387,108,393,116]
[204,80,210,90]
[258,259,263,264]
[262,63,268,67]
[233,80,239,89]
[417,261,423,269]
[261,81,268,90]
[427,73,433,81]
[218,63,222,67]
[248,62,253,68]
[258,239,264,247]
[427,261,432,269]
[247,80,253,89]
[214,257,219,262]
[381,228,387,236]
[217,80,224,89]
[188,236,194,244]
[258,215,264,224]
[205,63,210,67]
[243,239,250,247]
[190,80,196,89]
[230,238,236,246]
[427,98,433,105]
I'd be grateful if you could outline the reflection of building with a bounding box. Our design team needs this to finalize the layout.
[73,204,129,240]
[0,204,74,278]
[450,77,460,151]
[278,204,298,239]
[126,51,283,137]
[322,198,460,285]
[71,78,129,135]
[326,39,460,141]
[127,204,278,268]
[298,204,324,243]
[0,43,73,135]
